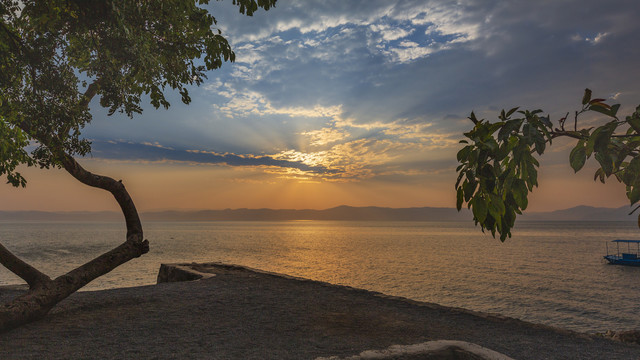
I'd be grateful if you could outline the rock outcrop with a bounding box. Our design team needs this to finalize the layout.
[156,263,215,283]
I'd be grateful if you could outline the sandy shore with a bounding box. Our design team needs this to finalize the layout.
[0,263,639,359]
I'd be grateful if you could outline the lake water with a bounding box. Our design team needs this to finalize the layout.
[1,220,639,333]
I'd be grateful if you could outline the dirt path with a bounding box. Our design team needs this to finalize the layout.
[0,263,638,359]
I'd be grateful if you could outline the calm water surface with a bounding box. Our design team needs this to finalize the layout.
[1,220,638,333]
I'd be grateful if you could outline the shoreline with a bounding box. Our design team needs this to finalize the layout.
[0,263,639,359]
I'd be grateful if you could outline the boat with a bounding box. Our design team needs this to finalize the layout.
[604,240,640,266]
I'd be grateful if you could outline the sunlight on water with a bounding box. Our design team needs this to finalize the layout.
[1,220,639,333]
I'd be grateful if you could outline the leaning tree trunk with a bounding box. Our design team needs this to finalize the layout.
[0,153,149,332]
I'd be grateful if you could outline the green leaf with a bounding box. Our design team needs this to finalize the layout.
[455,170,464,188]
[456,187,464,211]
[526,160,538,189]
[463,179,477,201]
[591,122,616,153]
[585,128,600,156]
[497,119,523,142]
[511,179,528,209]
[457,145,472,162]
[595,151,613,176]
[628,116,640,134]
[523,123,538,145]
[468,111,479,124]
[594,168,606,184]
[472,195,488,223]
[590,104,614,117]
[503,207,516,228]
[622,158,640,186]
[499,230,510,242]
[582,88,592,105]
[488,193,506,218]
[539,115,552,128]
[480,164,495,178]
[534,132,546,155]
[569,143,587,172]
[628,186,640,205]
[505,107,519,118]
[486,123,505,138]
[610,104,621,118]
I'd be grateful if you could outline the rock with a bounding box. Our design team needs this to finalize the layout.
[315,340,515,360]
[157,263,211,283]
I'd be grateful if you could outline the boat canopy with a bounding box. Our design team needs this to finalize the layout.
[611,239,640,243]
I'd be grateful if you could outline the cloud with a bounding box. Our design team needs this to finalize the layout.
[610,92,622,100]
[385,40,436,63]
[88,140,333,175]
[206,81,344,120]
[209,0,485,90]
[300,127,350,146]
[370,24,414,41]
[270,134,456,182]
[86,127,459,185]
[572,32,609,45]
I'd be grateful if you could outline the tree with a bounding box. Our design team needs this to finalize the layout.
[0,0,276,332]
[455,89,640,241]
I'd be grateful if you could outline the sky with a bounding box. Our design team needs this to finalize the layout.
[2,0,640,212]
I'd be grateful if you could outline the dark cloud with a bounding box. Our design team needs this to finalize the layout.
[88,140,333,174]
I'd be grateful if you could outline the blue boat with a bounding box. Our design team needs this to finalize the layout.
[604,240,640,266]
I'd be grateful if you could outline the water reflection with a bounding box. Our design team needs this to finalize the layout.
[1,220,639,333]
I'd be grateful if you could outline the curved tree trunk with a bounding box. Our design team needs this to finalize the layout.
[0,154,149,332]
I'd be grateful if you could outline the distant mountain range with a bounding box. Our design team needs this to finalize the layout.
[0,205,636,222]
[520,205,636,221]
[140,206,473,222]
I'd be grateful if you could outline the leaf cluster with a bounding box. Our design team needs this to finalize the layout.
[456,107,551,241]
[456,89,637,241]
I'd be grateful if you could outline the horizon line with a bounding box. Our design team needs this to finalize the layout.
[0,204,632,214]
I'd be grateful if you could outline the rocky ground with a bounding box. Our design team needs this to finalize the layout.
[0,263,638,359]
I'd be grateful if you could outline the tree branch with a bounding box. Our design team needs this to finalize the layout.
[550,130,585,140]
[78,79,102,109]
[58,153,146,244]
[548,130,639,157]
[52,238,148,300]
[0,243,51,289]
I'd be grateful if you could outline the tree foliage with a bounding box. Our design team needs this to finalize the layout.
[1,0,275,187]
[456,89,640,241]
